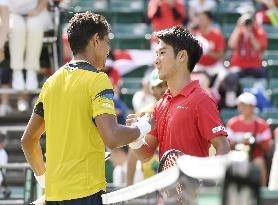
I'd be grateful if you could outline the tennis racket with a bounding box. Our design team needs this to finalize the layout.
[158,149,185,173]
[157,149,185,205]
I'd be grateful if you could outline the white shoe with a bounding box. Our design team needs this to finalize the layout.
[26,70,38,91]
[0,104,12,116]
[12,70,25,91]
[17,99,29,112]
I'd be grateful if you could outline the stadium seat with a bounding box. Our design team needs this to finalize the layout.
[217,0,254,24]
[122,65,149,78]
[109,0,146,23]
[221,24,235,46]
[263,25,278,50]
[220,108,239,125]
[268,78,278,90]
[270,90,278,108]
[260,110,278,120]
[111,23,151,49]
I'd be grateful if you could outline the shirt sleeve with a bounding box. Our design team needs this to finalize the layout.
[196,96,228,142]
[33,81,48,118]
[91,72,116,119]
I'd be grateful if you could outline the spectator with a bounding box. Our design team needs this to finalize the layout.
[191,71,220,103]
[127,69,167,185]
[228,14,267,79]
[6,0,52,111]
[226,92,271,186]
[268,127,278,190]
[0,2,11,116]
[132,73,156,113]
[148,0,186,49]
[0,132,8,187]
[193,11,227,89]
[188,0,217,27]
[256,0,278,26]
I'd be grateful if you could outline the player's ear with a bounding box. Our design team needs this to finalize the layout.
[91,33,100,47]
[177,50,187,63]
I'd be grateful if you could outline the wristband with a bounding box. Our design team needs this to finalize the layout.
[34,172,45,188]
[131,115,151,138]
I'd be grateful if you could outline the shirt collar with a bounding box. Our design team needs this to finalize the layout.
[164,80,200,99]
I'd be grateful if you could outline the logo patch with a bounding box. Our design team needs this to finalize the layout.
[212,125,227,134]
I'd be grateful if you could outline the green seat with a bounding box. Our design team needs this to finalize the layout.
[109,0,146,23]
[263,25,278,50]
[260,110,278,120]
[120,77,142,92]
[119,93,134,110]
[122,65,149,78]
[217,1,254,24]
[111,23,151,49]
[270,90,278,108]
[220,108,239,125]
[268,78,278,90]
[239,78,267,90]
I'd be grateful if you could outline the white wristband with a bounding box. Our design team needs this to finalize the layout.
[132,115,151,138]
[129,137,145,149]
[34,173,45,188]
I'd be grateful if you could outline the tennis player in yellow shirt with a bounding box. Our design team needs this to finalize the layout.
[21,12,152,205]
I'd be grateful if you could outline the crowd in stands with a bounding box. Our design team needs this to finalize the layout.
[0,0,278,198]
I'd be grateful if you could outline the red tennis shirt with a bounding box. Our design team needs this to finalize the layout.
[149,81,228,159]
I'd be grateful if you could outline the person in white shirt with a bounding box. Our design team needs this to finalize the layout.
[0,132,8,186]
[0,0,52,91]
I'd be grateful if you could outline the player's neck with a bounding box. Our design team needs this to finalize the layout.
[73,53,96,68]
[167,74,191,97]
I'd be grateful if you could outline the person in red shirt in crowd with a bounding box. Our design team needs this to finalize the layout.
[226,92,271,186]
[126,26,230,162]
[148,0,186,49]
[256,0,278,26]
[269,127,278,190]
[228,14,267,78]
[193,11,226,89]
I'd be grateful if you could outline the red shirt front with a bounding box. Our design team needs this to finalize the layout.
[150,81,227,159]
[230,26,267,69]
[148,0,185,32]
[196,28,225,66]
[227,116,271,158]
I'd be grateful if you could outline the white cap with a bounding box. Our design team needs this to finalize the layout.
[105,58,113,67]
[237,92,257,106]
[150,69,163,87]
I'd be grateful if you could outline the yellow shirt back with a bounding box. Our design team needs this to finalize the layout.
[34,61,116,201]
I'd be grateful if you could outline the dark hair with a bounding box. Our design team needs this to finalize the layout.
[155,26,203,72]
[0,132,6,145]
[67,12,111,55]
[200,10,214,21]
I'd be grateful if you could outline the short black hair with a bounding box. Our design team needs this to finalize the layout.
[67,12,111,55]
[200,11,214,21]
[155,26,203,72]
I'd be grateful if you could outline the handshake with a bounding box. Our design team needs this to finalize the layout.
[126,113,153,150]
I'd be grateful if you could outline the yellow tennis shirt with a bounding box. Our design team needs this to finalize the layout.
[34,61,116,201]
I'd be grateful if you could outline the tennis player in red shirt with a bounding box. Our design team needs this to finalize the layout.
[127,26,230,161]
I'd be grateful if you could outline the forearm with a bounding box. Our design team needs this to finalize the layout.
[215,143,230,155]
[228,29,240,49]
[0,6,9,48]
[127,150,137,185]
[22,140,45,175]
[108,125,141,149]
[132,143,155,162]
[37,0,48,12]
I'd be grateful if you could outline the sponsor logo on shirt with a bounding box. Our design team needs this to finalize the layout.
[176,105,188,109]
[212,125,227,134]
[102,102,113,109]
